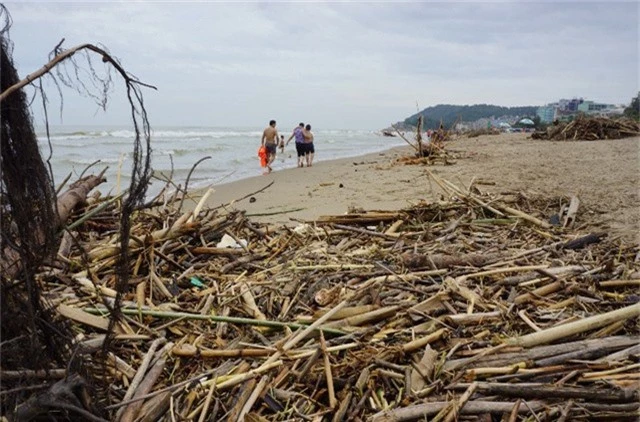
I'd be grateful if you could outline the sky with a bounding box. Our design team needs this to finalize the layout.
[4,1,639,130]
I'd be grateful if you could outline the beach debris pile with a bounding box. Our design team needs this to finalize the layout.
[394,123,454,166]
[465,127,501,138]
[531,116,640,141]
[4,173,640,422]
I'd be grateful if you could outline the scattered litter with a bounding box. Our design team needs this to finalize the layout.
[216,233,248,248]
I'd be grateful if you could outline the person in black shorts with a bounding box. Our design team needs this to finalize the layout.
[286,122,306,168]
[261,119,279,173]
[303,124,315,167]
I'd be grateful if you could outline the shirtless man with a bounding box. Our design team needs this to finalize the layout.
[303,124,315,167]
[261,120,279,173]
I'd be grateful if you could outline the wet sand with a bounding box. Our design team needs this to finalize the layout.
[185,133,639,240]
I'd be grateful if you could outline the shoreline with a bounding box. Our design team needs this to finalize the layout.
[184,133,639,239]
[185,144,417,226]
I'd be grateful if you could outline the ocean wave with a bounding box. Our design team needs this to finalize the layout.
[152,166,228,179]
[37,130,110,140]
[319,130,373,136]
[39,141,90,148]
[155,130,262,139]
[41,137,133,146]
[105,129,263,139]
[59,157,125,165]
[39,129,262,142]
[39,127,403,196]
[155,145,227,157]
[156,150,175,156]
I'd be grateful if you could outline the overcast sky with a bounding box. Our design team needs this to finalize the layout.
[5,1,639,130]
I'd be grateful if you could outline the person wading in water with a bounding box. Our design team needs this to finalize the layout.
[286,122,305,168]
[261,119,279,173]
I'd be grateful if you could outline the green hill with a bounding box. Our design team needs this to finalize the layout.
[403,104,538,129]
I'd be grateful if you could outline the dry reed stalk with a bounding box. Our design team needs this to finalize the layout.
[236,375,269,421]
[119,342,171,422]
[509,302,640,347]
[116,338,165,420]
[24,173,639,421]
[204,360,283,391]
[440,382,478,422]
[227,378,256,421]
[402,328,447,353]
[320,332,337,409]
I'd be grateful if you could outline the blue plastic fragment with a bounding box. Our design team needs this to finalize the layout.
[190,277,205,288]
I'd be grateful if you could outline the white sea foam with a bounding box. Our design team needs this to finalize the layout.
[38,125,403,197]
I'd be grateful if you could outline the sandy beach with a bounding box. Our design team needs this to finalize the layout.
[188,133,639,240]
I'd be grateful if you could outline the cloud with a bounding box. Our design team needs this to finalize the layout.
[4,1,638,129]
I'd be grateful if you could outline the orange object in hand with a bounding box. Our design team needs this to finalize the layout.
[258,145,267,168]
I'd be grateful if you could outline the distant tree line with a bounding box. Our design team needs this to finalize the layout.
[623,92,639,120]
[402,104,538,129]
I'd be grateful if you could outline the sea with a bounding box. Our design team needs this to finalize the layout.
[36,126,405,198]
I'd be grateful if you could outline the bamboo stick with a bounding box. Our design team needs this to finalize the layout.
[494,204,551,228]
[320,332,337,409]
[227,378,256,422]
[402,328,447,353]
[370,400,544,421]
[196,380,216,422]
[236,375,269,421]
[508,302,640,347]
[119,342,170,422]
[597,279,640,288]
[209,360,282,390]
[441,382,478,422]
[84,307,347,336]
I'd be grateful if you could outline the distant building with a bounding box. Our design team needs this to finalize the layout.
[558,98,583,112]
[536,97,620,122]
[577,101,613,113]
[536,105,556,123]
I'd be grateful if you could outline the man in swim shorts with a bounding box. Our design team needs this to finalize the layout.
[286,122,306,168]
[303,124,315,167]
[261,119,279,173]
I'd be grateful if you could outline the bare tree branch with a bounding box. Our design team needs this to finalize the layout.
[1,43,156,103]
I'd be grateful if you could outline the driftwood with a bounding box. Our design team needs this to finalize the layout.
[0,11,159,420]
[509,302,640,347]
[402,252,502,269]
[1,173,107,279]
[371,400,545,421]
[56,172,108,225]
[7,175,638,421]
[561,231,606,250]
[531,116,640,141]
[13,374,105,422]
[445,336,640,370]
[452,382,639,403]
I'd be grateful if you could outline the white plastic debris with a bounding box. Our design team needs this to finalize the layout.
[216,233,247,248]
[293,223,312,234]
